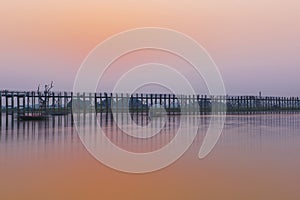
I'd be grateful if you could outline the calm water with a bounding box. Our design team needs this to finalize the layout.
[0,112,300,199]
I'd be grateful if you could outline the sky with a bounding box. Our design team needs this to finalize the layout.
[0,0,299,96]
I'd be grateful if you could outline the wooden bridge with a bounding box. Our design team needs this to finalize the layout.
[1,90,300,115]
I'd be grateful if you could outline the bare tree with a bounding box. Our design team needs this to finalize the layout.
[37,81,54,110]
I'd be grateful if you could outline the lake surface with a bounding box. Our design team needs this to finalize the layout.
[1,112,300,199]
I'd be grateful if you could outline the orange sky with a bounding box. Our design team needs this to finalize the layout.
[0,0,300,95]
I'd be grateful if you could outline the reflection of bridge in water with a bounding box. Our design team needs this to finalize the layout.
[1,113,300,158]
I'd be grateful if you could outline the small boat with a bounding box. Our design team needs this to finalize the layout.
[18,114,48,121]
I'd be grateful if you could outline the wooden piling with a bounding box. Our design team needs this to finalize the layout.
[151,93,154,111]
[52,93,55,110]
[136,93,139,114]
[5,91,8,112]
[70,92,73,111]
[0,91,2,112]
[0,92,2,126]
[110,93,113,119]
[121,93,124,114]
[83,93,86,113]
[88,93,92,112]
[163,94,167,113]
[17,94,20,112]
[31,91,34,110]
[11,93,14,112]
[94,93,97,113]
[99,93,102,114]
[141,93,144,113]
[26,92,29,112]
[64,92,68,110]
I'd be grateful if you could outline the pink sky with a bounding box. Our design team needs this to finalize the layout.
[0,0,299,96]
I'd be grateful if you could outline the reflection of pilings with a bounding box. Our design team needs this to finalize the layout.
[209,112,300,153]
[1,112,300,158]
[75,112,200,153]
[0,114,79,159]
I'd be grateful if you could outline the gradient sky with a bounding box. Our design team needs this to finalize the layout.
[0,0,299,96]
